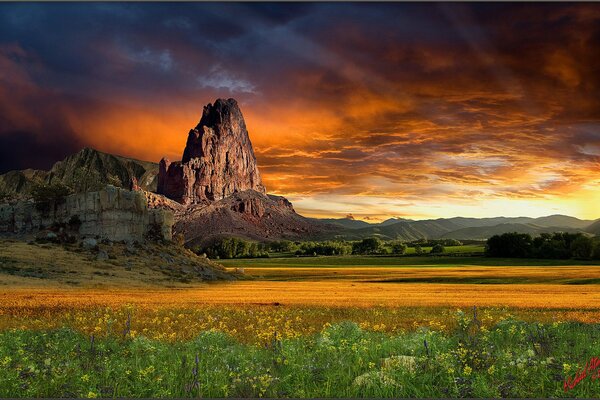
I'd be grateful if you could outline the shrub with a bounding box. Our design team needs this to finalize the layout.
[30,181,73,204]
[430,244,445,254]
[352,237,383,255]
[390,241,407,255]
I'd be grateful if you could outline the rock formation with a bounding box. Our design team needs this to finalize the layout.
[157,98,266,205]
[0,148,159,200]
[0,186,173,242]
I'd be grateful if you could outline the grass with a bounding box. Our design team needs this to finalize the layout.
[1,315,599,397]
[3,240,600,397]
[219,254,600,268]
[0,239,229,288]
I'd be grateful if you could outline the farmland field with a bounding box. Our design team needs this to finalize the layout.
[1,253,600,397]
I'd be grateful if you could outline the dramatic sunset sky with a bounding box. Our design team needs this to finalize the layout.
[0,3,599,221]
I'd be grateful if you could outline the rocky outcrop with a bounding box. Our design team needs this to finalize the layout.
[0,186,173,242]
[0,148,159,200]
[175,189,336,247]
[157,98,266,205]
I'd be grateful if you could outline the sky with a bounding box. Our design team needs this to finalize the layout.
[0,3,599,221]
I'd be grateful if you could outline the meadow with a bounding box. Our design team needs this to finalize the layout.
[1,251,600,397]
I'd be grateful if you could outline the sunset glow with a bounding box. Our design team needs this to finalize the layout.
[1,3,599,220]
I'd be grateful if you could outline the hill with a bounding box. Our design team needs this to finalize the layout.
[313,218,371,229]
[176,190,337,247]
[0,238,235,288]
[586,219,600,235]
[440,223,586,240]
[0,147,158,198]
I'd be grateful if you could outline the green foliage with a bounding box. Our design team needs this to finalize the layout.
[70,167,105,193]
[570,236,594,259]
[268,240,298,253]
[414,245,424,255]
[486,232,595,260]
[1,318,599,397]
[352,237,384,255]
[295,241,352,256]
[198,237,268,259]
[389,241,407,255]
[30,180,73,205]
[409,239,463,247]
[430,244,445,254]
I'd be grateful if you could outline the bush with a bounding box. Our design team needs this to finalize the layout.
[295,241,352,256]
[30,181,73,204]
[390,241,407,255]
[430,244,445,254]
[570,236,593,259]
[352,237,383,255]
[486,232,594,259]
[198,237,268,259]
[486,232,533,258]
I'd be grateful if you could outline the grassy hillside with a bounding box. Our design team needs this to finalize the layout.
[0,239,233,288]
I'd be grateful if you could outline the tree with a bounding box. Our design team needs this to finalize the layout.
[592,241,600,260]
[30,180,73,204]
[70,167,104,193]
[414,245,424,255]
[352,237,383,255]
[486,232,533,258]
[430,244,445,254]
[390,241,407,255]
[571,236,593,259]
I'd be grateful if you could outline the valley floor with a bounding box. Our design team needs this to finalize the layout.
[2,245,600,397]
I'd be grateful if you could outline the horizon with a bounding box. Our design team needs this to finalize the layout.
[1,3,599,221]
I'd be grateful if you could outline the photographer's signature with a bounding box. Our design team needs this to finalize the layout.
[564,356,600,391]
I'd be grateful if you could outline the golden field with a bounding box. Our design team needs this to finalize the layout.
[2,237,600,345]
[1,278,600,345]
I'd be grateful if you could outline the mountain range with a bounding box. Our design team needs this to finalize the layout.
[0,97,597,243]
[1,146,596,242]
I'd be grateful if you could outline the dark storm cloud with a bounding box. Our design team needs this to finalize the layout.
[0,2,598,218]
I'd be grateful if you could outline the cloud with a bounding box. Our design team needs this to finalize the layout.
[0,3,599,218]
[198,65,256,93]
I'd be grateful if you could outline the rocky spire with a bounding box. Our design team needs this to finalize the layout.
[157,98,266,205]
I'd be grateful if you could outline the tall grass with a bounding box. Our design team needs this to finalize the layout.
[1,312,599,397]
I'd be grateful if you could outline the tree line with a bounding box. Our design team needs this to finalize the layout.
[195,237,462,259]
[485,232,600,260]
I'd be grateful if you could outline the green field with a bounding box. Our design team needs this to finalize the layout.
[1,316,597,398]
[219,253,600,268]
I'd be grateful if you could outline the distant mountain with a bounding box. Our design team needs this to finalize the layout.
[443,216,533,228]
[378,217,413,227]
[586,219,600,235]
[0,147,159,197]
[530,215,594,229]
[314,218,372,230]
[336,219,463,241]
[325,216,593,241]
[440,223,585,240]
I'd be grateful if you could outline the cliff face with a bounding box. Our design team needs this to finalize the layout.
[157,98,265,205]
[0,186,173,242]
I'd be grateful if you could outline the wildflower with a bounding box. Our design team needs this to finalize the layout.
[81,374,90,382]
[463,366,472,376]
[86,391,97,398]
[488,365,496,375]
